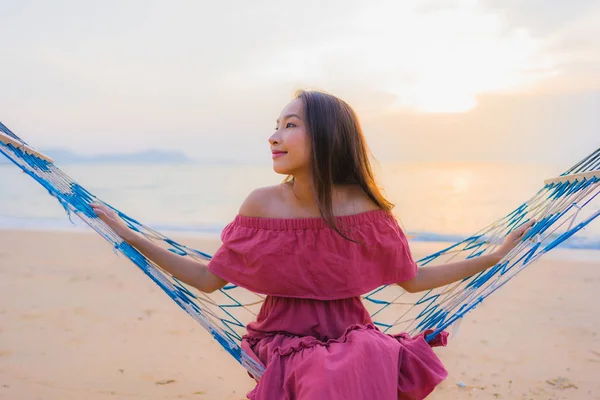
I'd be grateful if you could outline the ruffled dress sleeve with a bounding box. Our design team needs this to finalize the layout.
[207,209,417,300]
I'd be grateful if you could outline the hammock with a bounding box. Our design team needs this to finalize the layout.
[1,122,599,379]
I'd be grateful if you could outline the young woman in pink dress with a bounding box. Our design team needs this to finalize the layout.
[92,90,534,399]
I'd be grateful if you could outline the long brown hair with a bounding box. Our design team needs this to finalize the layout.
[285,89,394,241]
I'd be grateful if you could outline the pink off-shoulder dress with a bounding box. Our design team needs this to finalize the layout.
[208,209,448,400]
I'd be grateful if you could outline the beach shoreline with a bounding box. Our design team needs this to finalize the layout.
[2,225,599,262]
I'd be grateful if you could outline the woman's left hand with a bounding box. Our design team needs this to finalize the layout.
[494,219,536,260]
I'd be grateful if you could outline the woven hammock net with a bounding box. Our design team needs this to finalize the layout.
[1,121,599,379]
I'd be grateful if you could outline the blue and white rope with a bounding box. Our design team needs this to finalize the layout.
[1,122,598,378]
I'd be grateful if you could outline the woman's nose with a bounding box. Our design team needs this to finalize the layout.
[269,132,280,146]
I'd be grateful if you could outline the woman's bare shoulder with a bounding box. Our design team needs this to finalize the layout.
[238,184,286,217]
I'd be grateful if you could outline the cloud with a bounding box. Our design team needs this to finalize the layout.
[0,0,597,164]
[478,0,600,93]
[479,0,598,36]
[232,0,557,112]
[364,90,600,165]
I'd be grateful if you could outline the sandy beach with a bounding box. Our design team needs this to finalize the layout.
[0,229,599,400]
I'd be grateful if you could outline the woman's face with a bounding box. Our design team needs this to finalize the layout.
[269,98,311,176]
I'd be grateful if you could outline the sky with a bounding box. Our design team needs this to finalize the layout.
[0,0,598,165]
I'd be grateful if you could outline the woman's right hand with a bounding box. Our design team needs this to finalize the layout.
[91,203,139,243]
[493,219,536,260]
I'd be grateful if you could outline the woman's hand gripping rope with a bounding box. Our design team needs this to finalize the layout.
[494,219,537,260]
[91,203,140,244]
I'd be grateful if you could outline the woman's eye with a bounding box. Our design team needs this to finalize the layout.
[286,123,295,128]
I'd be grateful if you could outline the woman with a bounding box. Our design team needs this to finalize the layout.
[92,90,534,399]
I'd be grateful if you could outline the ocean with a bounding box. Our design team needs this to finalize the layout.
[1,161,599,253]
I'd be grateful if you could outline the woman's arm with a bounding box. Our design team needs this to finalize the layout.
[91,203,227,293]
[399,253,502,293]
[399,220,535,293]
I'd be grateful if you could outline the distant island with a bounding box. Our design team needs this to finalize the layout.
[0,147,191,164]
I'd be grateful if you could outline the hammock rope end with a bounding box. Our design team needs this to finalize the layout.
[0,129,54,163]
